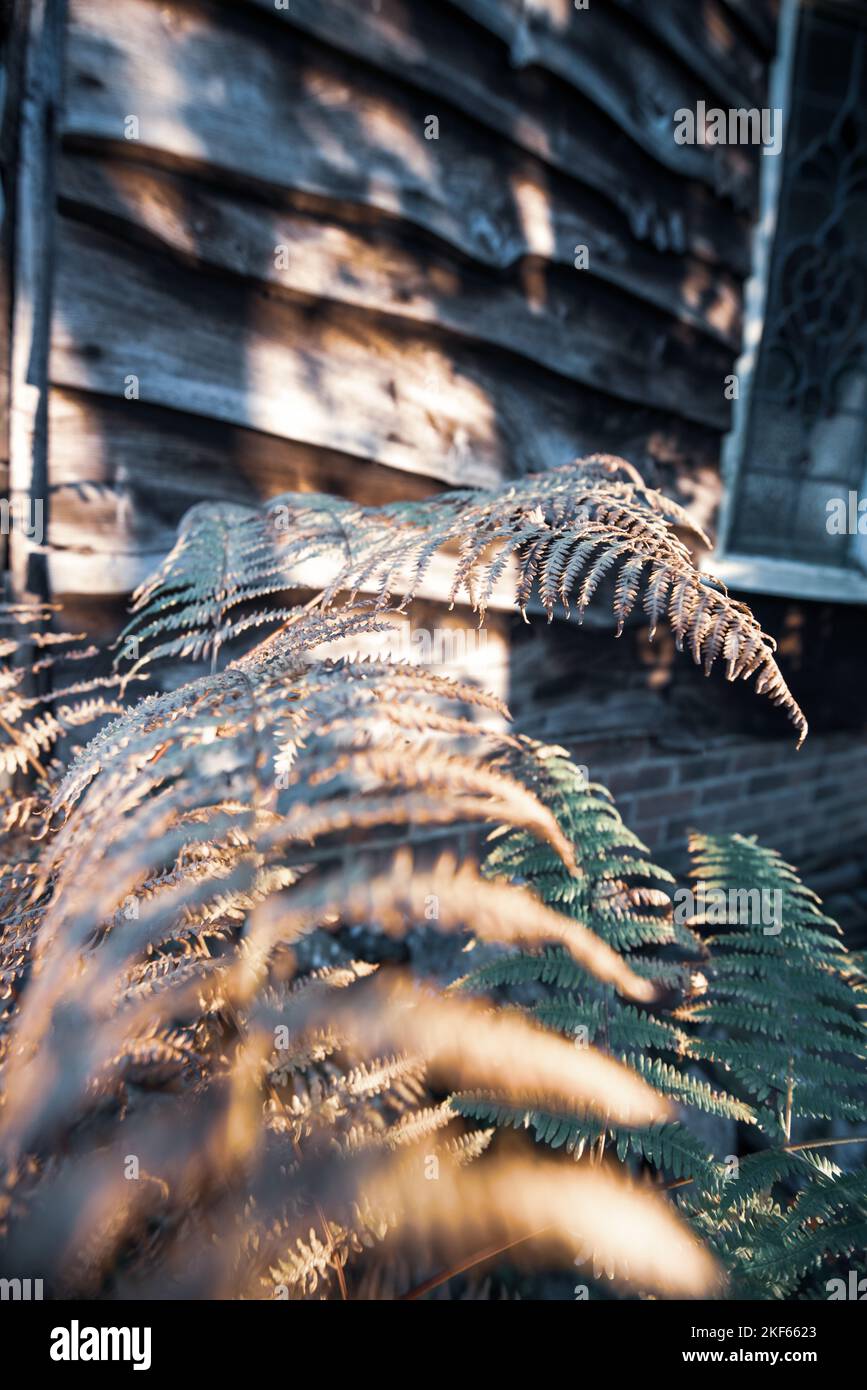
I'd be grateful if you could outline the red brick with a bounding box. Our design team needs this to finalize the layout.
[634,789,697,821]
[731,744,788,773]
[698,777,750,806]
[747,770,794,795]
[605,764,673,796]
[675,755,731,785]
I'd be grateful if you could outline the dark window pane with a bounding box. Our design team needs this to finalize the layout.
[728,3,867,568]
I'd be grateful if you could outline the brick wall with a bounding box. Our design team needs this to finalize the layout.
[558,731,867,875]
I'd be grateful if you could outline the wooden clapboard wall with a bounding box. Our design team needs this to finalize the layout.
[13,1,867,913]
[7,0,783,673]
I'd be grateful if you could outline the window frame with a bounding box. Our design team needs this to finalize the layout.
[707,0,867,605]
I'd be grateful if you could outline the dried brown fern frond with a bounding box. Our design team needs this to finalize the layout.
[0,595,720,1298]
[0,789,44,836]
[0,958,713,1303]
[257,1144,720,1302]
[252,968,669,1127]
[6,515,776,1305]
[0,838,709,1301]
[41,615,533,894]
[114,501,301,681]
[0,615,617,1139]
[245,850,655,1004]
[118,456,807,744]
[0,602,127,782]
[357,1149,721,1298]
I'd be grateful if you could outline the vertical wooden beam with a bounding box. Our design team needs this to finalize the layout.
[8,0,66,605]
[0,0,30,580]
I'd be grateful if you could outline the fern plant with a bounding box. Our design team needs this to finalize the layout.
[117,455,807,744]
[0,602,123,796]
[460,760,867,1300]
[1,452,855,1303]
[678,833,866,1136]
[0,606,714,1300]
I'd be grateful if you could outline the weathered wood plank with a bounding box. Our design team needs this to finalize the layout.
[9,0,66,604]
[46,388,444,554]
[48,218,728,491]
[49,0,743,605]
[45,384,722,556]
[57,154,738,423]
[45,386,722,609]
[719,0,780,56]
[610,0,766,107]
[446,0,758,206]
[50,221,504,490]
[63,0,748,292]
[0,0,30,515]
[239,0,751,269]
[59,152,743,355]
[44,388,528,613]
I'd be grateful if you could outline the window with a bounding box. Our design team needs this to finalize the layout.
[712,0,867,602]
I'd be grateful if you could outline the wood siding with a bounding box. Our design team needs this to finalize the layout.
[9,0,867,933]
[43,3,867,762]
[10,0,777,601]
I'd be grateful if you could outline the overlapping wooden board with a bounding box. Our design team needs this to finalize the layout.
[63,0,752,285]
[57,152,738,423]
[57,146,739,353]
[238,0,754,269]
[446,0,760,204]
[39,0,769,605]
[49,216,726,488]
[720,0,780,56]
[609,0,767,107]
[46,388,443,555]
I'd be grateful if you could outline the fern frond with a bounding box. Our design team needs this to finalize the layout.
[682,833,867,1129]
[120,458,806,743]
